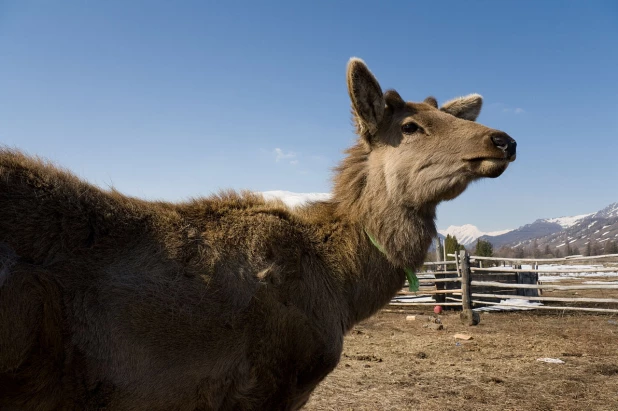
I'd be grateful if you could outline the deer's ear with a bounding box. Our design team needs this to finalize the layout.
[441,94,483,121]
[347,58,384,136]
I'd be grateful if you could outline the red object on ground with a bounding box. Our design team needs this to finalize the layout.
[434,305,443,314]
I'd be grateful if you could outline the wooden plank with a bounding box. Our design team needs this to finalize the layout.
[389,302,462,306]
[472,287,517,295]
[458,253,618,264]
[471,274,518,283]
[472,267,618,274]
[419,271,460,275]
[455,252,461,277]
[471,300,618,313]
[470,281,618,290]
[381,309,422,314]
[418,277,461,284]
[471,293,618,304]
[398,289,462,295]
[423,261,457,266]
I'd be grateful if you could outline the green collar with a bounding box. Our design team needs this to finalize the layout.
[364,229,419,292]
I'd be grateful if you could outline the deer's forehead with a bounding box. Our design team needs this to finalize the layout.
[406,101,437,112]
[392,102,448,123]
[397,101,442,117]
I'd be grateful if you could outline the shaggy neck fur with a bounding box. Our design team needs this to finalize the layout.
[333,142,437,270]
[300,141,438,327]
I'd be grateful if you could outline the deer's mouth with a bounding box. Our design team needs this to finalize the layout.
[465,157,511,178]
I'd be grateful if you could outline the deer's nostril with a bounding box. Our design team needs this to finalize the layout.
[491,134,509,150]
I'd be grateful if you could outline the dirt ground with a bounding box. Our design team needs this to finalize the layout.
[305,309,618,411]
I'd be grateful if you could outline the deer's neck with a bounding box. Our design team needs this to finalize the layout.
[332,142,437,270]
[322,142,437,327]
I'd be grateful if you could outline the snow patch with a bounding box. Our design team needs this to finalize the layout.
[391,295,435,303]
[476,299,543,312]
[545,213,593,228]
[519,264,618,282]
[261,191,331,208]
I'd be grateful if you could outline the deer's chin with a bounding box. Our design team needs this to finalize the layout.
[437,179,470,202]
[467,158,510,178]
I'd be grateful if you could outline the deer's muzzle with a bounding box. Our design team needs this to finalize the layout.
[490,131,517,161]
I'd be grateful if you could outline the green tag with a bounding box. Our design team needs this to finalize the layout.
[365,229,419,292]
[365,229,386,254]
[405,267,419,292]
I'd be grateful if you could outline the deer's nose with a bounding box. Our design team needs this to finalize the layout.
[490,131,517,160]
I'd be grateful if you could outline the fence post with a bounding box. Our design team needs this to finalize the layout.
[455,251,461,276]
[459,250,480,325]
[460,250,471,310]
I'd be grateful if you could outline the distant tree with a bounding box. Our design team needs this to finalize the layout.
[572,246,580,256]
[531,239,541,258]
[585,241,592,257]
[605,240,618,255]
[475,239,494,257]
[495,246,514,259]
[444,235,465,260]
[554,248,562,258]
[565,237,573,256]
[543,244,552,257]
[591,241,602,256]
[444,235,453,260]
[514,246,525,259]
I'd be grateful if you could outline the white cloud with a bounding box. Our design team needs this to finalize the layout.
[273,148,297,163]
[289,160,299,166]
[500,106,525,114]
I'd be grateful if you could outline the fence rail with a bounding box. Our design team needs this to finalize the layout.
[472,267,618,274]
[462,253,618,264]
[390,250,618,316]
[470,281,618,290]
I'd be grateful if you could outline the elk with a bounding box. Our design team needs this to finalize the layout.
[0,58,516,410]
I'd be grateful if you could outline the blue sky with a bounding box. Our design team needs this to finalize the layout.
[1,0,617,232]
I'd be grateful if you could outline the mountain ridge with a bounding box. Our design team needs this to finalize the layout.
[480,202,618,252]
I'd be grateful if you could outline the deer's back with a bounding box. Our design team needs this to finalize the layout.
[0,149,341,409]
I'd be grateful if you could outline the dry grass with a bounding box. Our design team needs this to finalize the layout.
[305,309,618,411]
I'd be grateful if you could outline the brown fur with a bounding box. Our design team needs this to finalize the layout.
[0,58,515,410]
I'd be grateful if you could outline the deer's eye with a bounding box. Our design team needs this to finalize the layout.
[401,122,420,135]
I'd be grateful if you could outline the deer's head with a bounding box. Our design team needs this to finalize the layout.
[347,58,516,208]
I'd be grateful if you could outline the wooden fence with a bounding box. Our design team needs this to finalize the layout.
[390,251,618,315]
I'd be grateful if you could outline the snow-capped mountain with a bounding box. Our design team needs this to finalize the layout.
[591,202,618,220]
[480,202,618,251]
[438,225,512,246]
[519,202,618,251]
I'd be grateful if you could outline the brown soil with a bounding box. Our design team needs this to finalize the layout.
[305,309,618,411]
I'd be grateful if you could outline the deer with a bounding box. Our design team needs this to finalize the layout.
[0,58,516,410]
